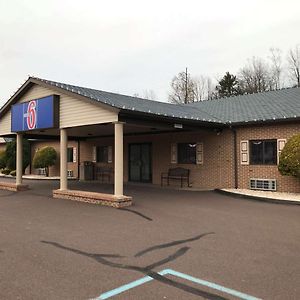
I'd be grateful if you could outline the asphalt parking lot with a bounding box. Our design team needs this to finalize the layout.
[0,179,299,300]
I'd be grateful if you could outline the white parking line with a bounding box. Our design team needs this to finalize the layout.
[94,268,262,300]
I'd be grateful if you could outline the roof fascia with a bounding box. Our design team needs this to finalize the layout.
[230,118,300,128]
[0,78,35,116]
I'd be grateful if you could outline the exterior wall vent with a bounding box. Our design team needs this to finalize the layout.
[38,168,46,176]
[250,178,276,191]
[67,170,74,178]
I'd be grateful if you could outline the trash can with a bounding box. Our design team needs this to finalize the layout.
[79,161,94,180]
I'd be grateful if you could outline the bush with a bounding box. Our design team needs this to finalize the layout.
[1,168,11,175]
[33,146,57,177]
[10,170,16,177]
[6,138,30,172]
[0,150,6,169]
[278,134,300,178]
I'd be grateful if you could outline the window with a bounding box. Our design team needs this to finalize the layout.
[96,146,108,163]
[67,147,73,163]
[177,143,196,164]
[250,140,277,165]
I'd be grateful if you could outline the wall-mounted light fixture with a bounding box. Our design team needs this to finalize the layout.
[174,123,183,129]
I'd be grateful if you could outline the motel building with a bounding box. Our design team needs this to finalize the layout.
[0,77,299,207]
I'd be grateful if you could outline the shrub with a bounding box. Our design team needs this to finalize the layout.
[33,146,57,177]
[1,168,11,175]
[278,134,300,178]
[6,138,30,172]
[10,170,16,177]
[0,150,6,169]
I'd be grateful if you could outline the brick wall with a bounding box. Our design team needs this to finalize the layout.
[28,121,300,193]
[236,122,300,192]
[80,128,235,190]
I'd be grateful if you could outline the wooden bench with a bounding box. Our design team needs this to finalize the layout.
[161,167,190,188]
[95,166,113,183]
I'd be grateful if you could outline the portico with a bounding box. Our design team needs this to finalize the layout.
[0,77,134,206]
[52,121,130,207]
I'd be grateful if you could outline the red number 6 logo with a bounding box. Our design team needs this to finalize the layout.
[27,100,37,130]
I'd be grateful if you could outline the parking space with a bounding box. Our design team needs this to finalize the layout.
[0,179,299,299]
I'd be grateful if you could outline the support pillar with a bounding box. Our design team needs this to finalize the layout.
[60,128,68,190]
[114,122,124,196]
[16,133,23,186]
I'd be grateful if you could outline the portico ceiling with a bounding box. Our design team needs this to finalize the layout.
[17,121,197,140]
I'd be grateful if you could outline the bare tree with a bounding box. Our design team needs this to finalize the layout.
[206,77,219,100]
[168,68,217,103]
[192,75,216,101]
[142,90,157,100]
[168,69,196,104]
[239,56,274,94]
[268,47,283,90]
[287,45,300,87]
[133,89,157,100]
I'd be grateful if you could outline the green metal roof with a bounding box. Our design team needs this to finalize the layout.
[5,77,300,126]
[188,87,300,124]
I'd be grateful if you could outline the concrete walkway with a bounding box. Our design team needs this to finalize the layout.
[219,188,300,205]
[0,174,76,180]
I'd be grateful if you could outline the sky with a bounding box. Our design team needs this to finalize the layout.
[0,0,300,105]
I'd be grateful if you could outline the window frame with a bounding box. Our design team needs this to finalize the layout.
[249,139,277,165]
[177,142,197,164]
[67,147,74,163]
[96,146,108,163]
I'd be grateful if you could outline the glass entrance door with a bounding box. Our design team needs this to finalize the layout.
[129,143,152,182]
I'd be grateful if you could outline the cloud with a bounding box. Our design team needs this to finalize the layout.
[0,0,300,104]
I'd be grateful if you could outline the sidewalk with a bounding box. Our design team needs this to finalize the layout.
[0,174,76,180]
[217,188,300,205]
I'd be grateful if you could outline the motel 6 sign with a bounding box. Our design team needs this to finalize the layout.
[11,95,59,132]
[26,100,37,130]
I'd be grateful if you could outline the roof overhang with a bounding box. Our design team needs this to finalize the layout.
[229,117,300,128]
[119,110,225,130]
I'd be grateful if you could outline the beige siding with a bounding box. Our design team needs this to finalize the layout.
[0,112,12,135]
[60,93,118,128]
[0,83,118,135]
[19,85,55,103]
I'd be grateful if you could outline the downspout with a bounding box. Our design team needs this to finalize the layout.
[231,127,238,189]
[77,140,80,180]
[29,139,32,175]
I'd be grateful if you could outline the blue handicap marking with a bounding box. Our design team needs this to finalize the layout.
[94,268,262,300]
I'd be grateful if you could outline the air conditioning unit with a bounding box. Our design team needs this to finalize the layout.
[250,178,276,191]
[67,170,74,178]
[38,168,46,176]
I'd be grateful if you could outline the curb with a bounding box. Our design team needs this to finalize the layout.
[215,189,300,206]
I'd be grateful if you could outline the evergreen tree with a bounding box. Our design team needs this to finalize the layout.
[33,146,57,177]
[216,72,242,98]
[6,138,30,172]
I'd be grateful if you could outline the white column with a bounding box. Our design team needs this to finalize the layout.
[60,128,68,190]
[114,122,124,196]
[16,133,23,185]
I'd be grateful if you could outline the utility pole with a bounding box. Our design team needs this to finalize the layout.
[185,67,188,104]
